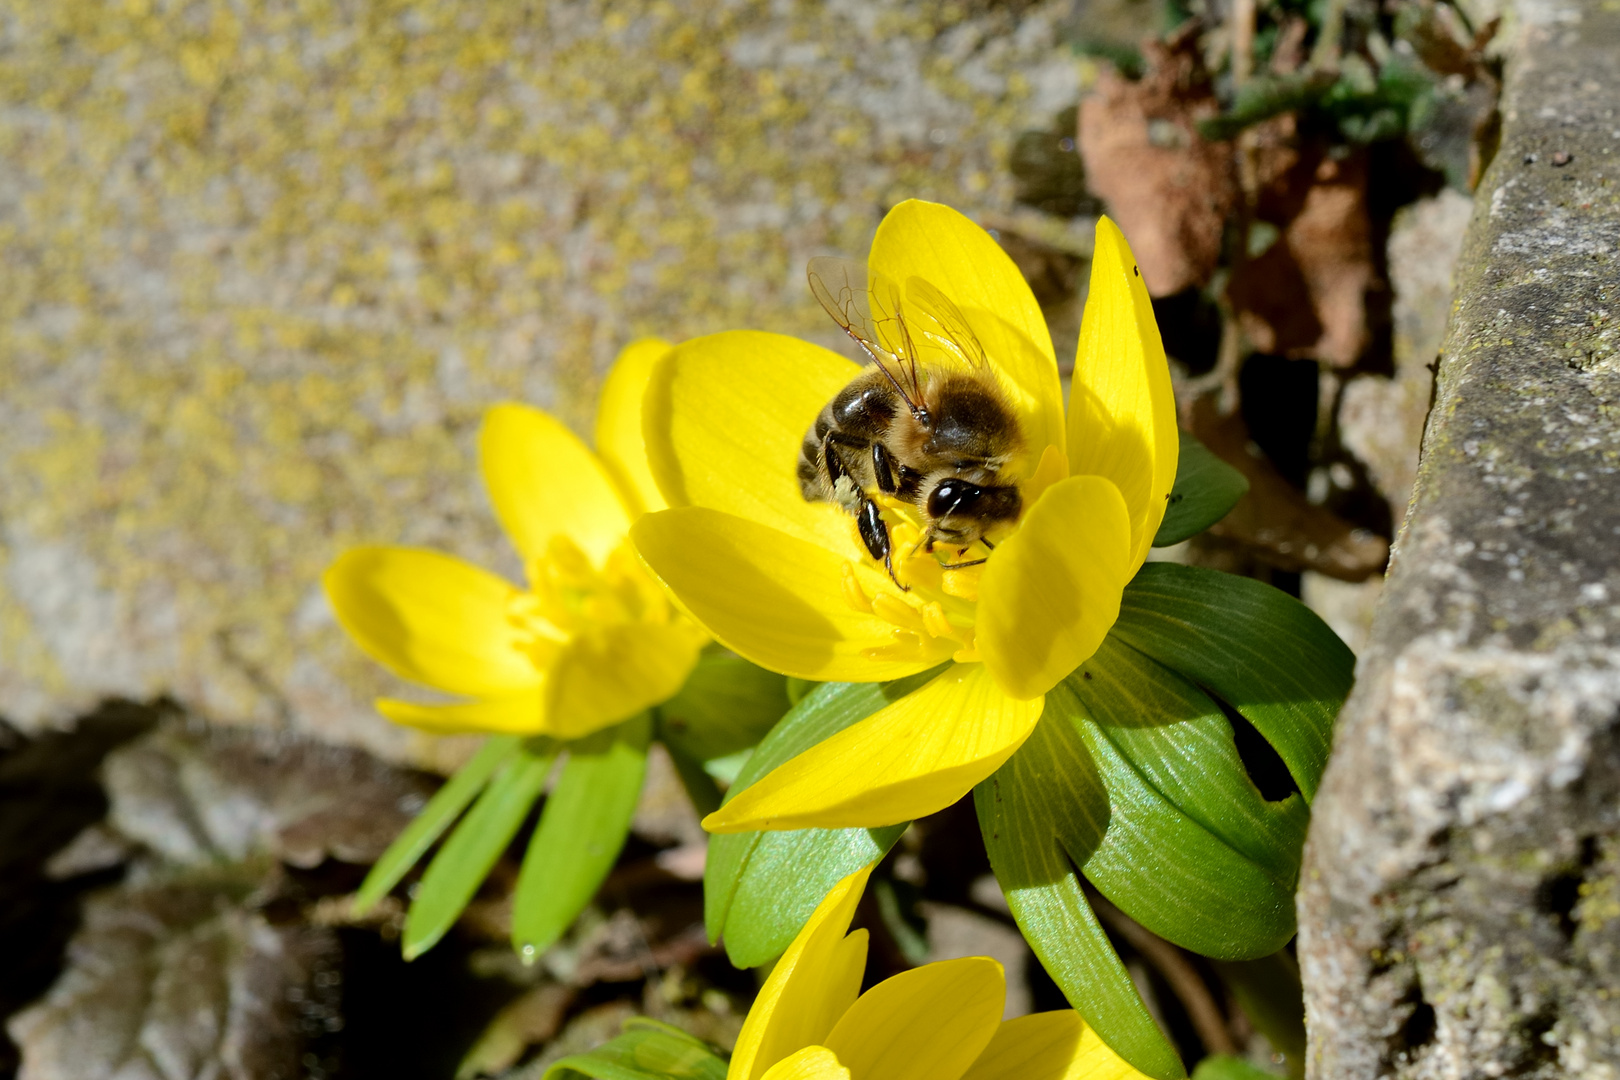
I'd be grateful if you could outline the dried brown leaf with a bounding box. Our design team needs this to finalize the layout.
[1077,34,1238,296]
[1227,148,1381,367]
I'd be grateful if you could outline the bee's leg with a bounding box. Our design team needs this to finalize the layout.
[981,537,995,551]
[822,432,854,488]
[857,497,908,591]
[871,442,898,494]
[938,557,987,570]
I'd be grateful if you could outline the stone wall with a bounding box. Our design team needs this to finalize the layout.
[0,0,1092,764]
[1298,0,1620,1074]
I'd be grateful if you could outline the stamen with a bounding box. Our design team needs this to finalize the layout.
[898,550,943,592]
[941,565,982,601]
[841,562,874,614]
[508,538,670,670]
[872,592,926,633]
[920,601,963,644]
[862,630,926,663]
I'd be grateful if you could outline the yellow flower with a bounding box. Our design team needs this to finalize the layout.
[632,200,1176,831]
[729,864,1151,1080]
[325,340,707,739]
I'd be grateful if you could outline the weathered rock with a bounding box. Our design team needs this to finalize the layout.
[1298,0,1620,1075]
[0,0,1087,762]
[1338,188,1476,525]
[1304,188,1476,655]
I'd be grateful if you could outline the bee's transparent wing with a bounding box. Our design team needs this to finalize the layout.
[903,275,990,373]
[807,256,924,409]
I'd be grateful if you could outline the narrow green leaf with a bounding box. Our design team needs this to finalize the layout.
[1112,563,1354,803]
[1046,683,1296,959]
[1190,1055,1286,1080]
[354,734,521,914]
[542,1018,728,1080]
[511,715,651,960]
[1072,639,1309,886]
[1154,431,1250,546]
[656,652,789,766]
[703,671,940,965]
[975,718,1185,1080]
[403,742,555,960]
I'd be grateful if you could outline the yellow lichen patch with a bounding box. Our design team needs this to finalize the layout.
[0,0,1075,753]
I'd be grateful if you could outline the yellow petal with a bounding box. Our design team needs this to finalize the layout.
[324,546,542,697]
[1066,1024,1159,1080]
[632,507,953,683]
[822,957,1005,1080]
[376,691,546,735]
[480,402,633,568]
[959,1011,1152,1080]
[976,476,1132,700]
[1067,217,1179,570]
[729,865,873,1080]
[544,622,704,739]
[596,337,673,516]
[869,200,1066,468]
[702,664,1042,832]
[643,329,860,552]
[760,1048,851,1080]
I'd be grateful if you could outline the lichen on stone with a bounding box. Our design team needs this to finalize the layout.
[0,0,1084,758]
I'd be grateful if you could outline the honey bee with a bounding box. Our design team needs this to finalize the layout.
[797,257,1024,588]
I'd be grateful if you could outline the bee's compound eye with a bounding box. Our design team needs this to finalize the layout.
[927,478,982,519]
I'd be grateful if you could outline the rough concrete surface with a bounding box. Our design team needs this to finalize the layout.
[0,0,1093,762]
[1298,0,1620,1075]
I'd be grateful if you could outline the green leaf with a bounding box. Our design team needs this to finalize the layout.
[403,741,555,960]
[1190,1056,1286,1080]
[512,715,651,960]
[974,716,1185,1080]
[1154,431,1250,546]
[1072,639,1309,887]
[655,652,789,766]
[354,734,522,914]
[703,672,940,966]
[709,820,906,968]
[543,1018,728,1080]
[1052,676,1298,959]
[1111,563,1354,803]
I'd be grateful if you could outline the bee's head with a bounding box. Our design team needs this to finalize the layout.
[924,477,1021,546]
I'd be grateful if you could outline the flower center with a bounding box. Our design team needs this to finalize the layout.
[835,445,1068,667]
[505,535,674,668]
[840,502,987,666]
